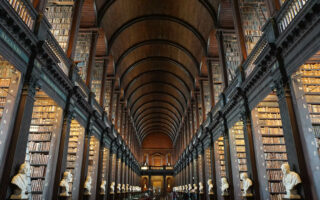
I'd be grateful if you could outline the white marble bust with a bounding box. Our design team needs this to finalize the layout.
[122,184,126,193]
[199,182,204,194]
[59,171,73,197]
[129,185,133,192]
[207,179,214,194]
[117,183,121,193]
[240,173,253,197]
[110,182,115,194]
[84,175,92,195]
[100,180,106,195]
[185,185,188,193]
[10,162,30,199]
[281,163,301,199]
[221,177,229,196]
[188,184,192,192]
[126,184,129,192]
[192,183,198,193]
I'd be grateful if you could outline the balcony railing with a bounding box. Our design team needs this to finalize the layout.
[45,30,71,75]
[277,0,309,33]
[6,0,36,30]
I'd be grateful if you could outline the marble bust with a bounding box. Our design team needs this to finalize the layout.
[10,162,30,199]
[207,179,214,194]
[188,184,192,192]
[240,173,253,197]
[117,183,121,193]
[122,184,126,193]
[110,182,115,194]
[185,185,188,193]
[281,163,301,199]
[192,183,198,193]
[100,180,106,195]
[59,171,73,197]
[126,184,129,192]
[221,177,229,196]
[199,182,204,194]
[84,175,92,195]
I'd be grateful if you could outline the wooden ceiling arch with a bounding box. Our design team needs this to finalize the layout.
[133,104,182,124]
[95,0,219,142]
[136,116,179,133]
[126,81,188,107]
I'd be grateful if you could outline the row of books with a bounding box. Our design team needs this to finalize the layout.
[31,112,56,119]
[262,137,285,144]
[29,153,49,165]
[29,133,51,141]
[28,141,51,152]
[264,152,288,160]
[29,126,53,132]
[31,179,44,192]
[32,106,56,112]
[267,170,283,181]
[31,166,46,177]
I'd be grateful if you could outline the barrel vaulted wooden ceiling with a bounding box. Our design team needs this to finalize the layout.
[88,0,234,143]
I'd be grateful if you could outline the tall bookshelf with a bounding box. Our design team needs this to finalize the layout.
[45,0,75,52]
[211,62,224,103]
[294,63,320,156]
[222,33,241,82]
[202,81,211,115]
[87,136,100,199]
[0,56,21,164]
[214,136,226,199]
[67,119,85,197]
[197,93,203,124]
[229,121,248,198]
[101,147,110,193]
[252,93,288,200]
[25,91,63,200]
[74,32,92,81]
[198,154,204,189]
[91,62,103,103]
[239,0,268,54]
[104,80,112,113]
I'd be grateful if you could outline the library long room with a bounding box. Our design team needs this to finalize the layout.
[0,0,319,200]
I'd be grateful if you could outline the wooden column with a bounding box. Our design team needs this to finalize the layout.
[66,0,85,59]
[86,31,99,88]
[32,0,49,13]
[230,0,247,61]
[114,93,120,129]
[96,138,105,200]
[200,80,206,121]
[207,60,215,107]
[209,138,217,200]
[78,130,92,200]
[52,102,75,200]
[265,0,280,17]
[1,75,39,199]
[223,123,234,200]
[99,59,108,107]
[108,80,115,119]
[119,104,123,136]
[191,102,195,134]
[216,31,229,89]
[195,92,200,128]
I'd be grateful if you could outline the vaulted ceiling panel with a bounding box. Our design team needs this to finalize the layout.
[96,0,217,142]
